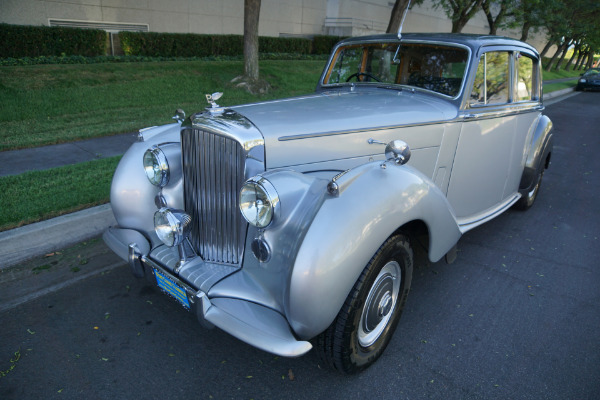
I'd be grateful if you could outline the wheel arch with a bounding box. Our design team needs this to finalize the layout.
[285,162,460,340]
[519,114,553,194]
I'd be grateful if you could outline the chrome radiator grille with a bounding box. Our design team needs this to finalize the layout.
[181,128,247,264]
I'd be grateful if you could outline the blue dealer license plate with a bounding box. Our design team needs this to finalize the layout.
[154,269,190,309]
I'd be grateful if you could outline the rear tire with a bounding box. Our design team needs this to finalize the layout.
[515,169,544,210]
[314,234,413,374]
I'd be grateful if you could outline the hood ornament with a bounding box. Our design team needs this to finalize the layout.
[205,92,225,115]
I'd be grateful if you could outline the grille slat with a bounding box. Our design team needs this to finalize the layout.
[182,129,247,264]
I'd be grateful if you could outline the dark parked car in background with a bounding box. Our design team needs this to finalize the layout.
[576,68,600,91]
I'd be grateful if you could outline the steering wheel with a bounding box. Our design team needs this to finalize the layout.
[346,72,381,82]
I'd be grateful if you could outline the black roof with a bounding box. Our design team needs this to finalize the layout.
[337,33,538,55]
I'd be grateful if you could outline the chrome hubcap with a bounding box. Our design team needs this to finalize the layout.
[358,261,401,347]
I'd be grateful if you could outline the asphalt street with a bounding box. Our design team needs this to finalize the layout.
[0,92,599,399]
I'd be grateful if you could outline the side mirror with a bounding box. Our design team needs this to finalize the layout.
[385,140,411,165]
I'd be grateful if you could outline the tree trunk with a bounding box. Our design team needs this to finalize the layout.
[574,48,586,70]
[565,43,580,71]
[452,14,472,33]
[520,21,531,42]
[482,0,507,35]
[539,40,554,59]
[577,50,589,70]
[386,0,411,34]
[586,53,594,69]
[451,0,483,33]
[546,41,566,71]
[244,0,261,81]
[554,39,572,71]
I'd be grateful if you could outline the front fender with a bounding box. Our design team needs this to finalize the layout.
[110,123,182,235]
[519,115,553,192]
[286,162,461,339]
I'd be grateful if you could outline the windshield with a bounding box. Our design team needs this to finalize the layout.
[583,69,600,77]
[323,42,469,98]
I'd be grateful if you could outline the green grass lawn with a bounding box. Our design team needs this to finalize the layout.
[0,156,121,231]
[0,60,325,151]
[0,59,325,231]
[542,68,583,81]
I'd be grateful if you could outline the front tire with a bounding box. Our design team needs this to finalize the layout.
[315,234,413,374]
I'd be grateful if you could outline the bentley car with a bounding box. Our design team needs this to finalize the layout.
[103,33,553,373]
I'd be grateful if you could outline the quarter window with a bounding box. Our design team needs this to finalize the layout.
[515,53,535,101]
[470,51,510,106]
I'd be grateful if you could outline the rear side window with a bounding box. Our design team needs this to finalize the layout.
[515,53,535,101]
[470,51,510,106]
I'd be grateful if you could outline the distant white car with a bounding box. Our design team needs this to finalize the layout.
[104,33,553,373]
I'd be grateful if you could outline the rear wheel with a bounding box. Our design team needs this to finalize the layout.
[515,169,544,210]
[315,234,413,374]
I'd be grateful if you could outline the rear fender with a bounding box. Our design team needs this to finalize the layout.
[286,161,461,339]
[519,115,553,192]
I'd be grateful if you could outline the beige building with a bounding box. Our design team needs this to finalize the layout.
[0,0,548,51]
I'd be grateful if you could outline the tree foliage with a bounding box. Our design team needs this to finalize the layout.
[432,0,484,33]
[423,0,599,68]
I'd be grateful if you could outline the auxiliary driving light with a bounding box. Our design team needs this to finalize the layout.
[154,208,192,247]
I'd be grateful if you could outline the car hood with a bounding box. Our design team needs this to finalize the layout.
[231,88,458,169]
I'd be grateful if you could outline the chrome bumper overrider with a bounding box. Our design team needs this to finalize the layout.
[103,227,312,358]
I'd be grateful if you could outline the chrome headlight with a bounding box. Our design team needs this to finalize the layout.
[239,177,279,228]
[154,208,191,247]
[143,146,169,187]
[580,78,587,83]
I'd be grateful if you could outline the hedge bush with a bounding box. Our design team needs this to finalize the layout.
[0,24,106,58]
[312,35,345,55]
[120,32,337,57]
[259,36,312,54]
[0,24,341,59]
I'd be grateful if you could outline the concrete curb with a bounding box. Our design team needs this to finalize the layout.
[543,87,575,100]
[0,204,116,269]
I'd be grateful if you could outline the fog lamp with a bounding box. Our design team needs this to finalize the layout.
[154,208,192,247]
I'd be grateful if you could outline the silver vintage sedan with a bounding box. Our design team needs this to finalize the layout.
[103,33,553,373]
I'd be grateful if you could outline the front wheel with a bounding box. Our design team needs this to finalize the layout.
[314,234,413,374]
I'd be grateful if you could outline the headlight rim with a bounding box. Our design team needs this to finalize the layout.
[143,145,170,187]
[239,176,280,229]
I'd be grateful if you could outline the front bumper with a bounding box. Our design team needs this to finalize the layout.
[103,226,312,357]
[577,81,600,91]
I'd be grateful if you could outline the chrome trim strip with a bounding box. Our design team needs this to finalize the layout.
[278,119,451,141]
[278,106,540,142]
[457,194,521,233]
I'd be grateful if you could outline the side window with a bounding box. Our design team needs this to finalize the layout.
[515,53,535,101]
[470,51,510,106]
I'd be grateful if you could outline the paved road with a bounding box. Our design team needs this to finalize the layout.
[1,93,599,399]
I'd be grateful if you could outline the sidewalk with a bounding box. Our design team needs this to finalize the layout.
[0,87,578,269]
[0,132,137,177]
